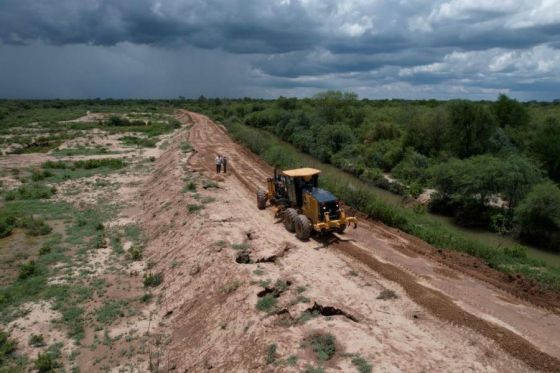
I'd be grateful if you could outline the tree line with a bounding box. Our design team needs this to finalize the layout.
[188,93,560,251]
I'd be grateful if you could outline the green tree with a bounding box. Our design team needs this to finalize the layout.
[403,108,448,156]
[494,94,529,128]
[531,117,560,181]
[313,91,358,125]
[495,153,543,208]
[446,101,497,158]
[515,183,560,250]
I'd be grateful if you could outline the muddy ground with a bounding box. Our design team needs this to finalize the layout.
[2,110,560,372]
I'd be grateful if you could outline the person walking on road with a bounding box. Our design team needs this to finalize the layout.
[222,156,228,173]
[215,154,221,174]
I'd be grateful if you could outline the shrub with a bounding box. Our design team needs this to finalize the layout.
[73,158,125,170]
[183,181,196,192]
[0,330,17,364]
[143,272,163,287]
[187,204,204,213]
[352,354,373,373]
[305,333,336,361]
[303,365,324,373]
[202,180,220,189]
[515,182,560,250]
[180,142,193,153]
[256,294,277,313]
[231,243,250,251]
[29,334,46,347]
[18,260,40,280]
[0,218,15,238]
[266,343,277,364]
[128,246,143,261]
[119,136,158,148]
[5,183,56,200]
[20,216,52,236]
[35,351,59,372]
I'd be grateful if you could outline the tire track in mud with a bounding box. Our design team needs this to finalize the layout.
[334,241,560,372]
[181,109,560,371]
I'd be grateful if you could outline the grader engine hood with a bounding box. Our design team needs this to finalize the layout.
[311,188,340,220]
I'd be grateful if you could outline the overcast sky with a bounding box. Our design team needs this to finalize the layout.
[0,0,559,100]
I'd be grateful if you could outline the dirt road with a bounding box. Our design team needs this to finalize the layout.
[141,111,560,372]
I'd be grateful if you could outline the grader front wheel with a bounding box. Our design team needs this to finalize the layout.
[257,189,267,210]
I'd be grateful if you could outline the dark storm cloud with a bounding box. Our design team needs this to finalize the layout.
[0,0,559,99]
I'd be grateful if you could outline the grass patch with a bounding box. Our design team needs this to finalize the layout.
[304,333,336,361]
[52,146,115,156]
[96,300,126,325]
[352,354,373,373]
[187,204,204,214]
[0,330,24,371]
[18,261,41,280]
[266,343,278,365]
[40,158,126,182]
[180,141,193,153]
[202,180,220,189]
[28,334,46,347]
[377,289,398,300]
[220,280,241,294]
[231,242,250,251]
[119,135,158,148]
[5,184,56,201]
[182,181,197,192]
[256,294,277,313]
[143,272,163,287]
[303,365,324,373]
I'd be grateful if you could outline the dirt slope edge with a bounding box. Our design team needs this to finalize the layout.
[335,241,560,372]
[353,212,560,313]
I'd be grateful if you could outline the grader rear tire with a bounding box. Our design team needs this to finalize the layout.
[283,208,298,232]
[295,214,312,241]
[257,189,267,210]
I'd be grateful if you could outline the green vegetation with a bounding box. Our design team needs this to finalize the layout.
[352,354,373,373]
[96,300,126,324]
[37,158,126,182]
[34,347,61,372]
[0,330,24,373]
[256,294,277,313]
[4,184,56,201]
[266,343,278,364]
[180,141,193,153]
[304,333,336,361]
[515,183,560,249]
[303,365,324,373]
[187,203,204,213]
[51,145,115,156]
[28,334,46,347]
[231,242,250,251]
[188,95,560,290]
[119,135,159,148]
[143,272,163,287]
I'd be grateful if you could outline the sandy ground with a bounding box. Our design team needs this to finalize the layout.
[0,116,181,372]
[132,110,560,372]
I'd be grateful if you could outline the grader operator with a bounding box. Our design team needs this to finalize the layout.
[257,167,357,240]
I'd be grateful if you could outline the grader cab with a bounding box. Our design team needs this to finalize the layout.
[257,168,357,240]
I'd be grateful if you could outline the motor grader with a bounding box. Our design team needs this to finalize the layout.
[257,167,357,240]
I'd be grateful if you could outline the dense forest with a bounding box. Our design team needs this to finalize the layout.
[186,93,560,252]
